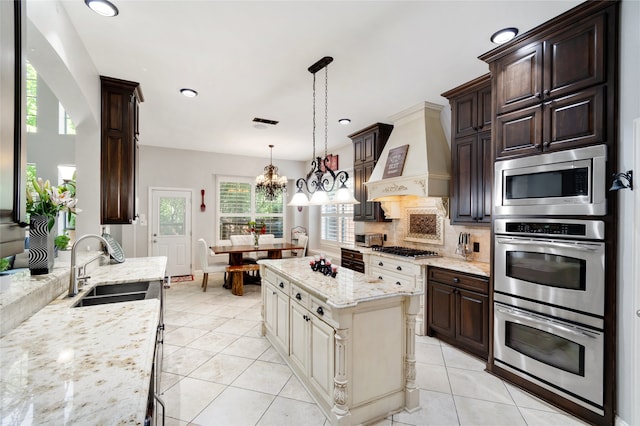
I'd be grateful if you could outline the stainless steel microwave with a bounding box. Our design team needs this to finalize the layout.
[494,145,607,216]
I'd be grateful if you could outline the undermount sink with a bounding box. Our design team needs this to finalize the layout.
[74,281,161,308]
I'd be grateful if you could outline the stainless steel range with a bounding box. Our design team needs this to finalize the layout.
[372,246,441,259]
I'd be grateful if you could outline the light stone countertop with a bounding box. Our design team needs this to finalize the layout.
[0,251,105,338]
[367,252,491,277]
[342,246,491,277]
[0,256,166,425]
[260,257,424,308]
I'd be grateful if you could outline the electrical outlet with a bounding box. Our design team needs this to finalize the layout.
[473,242,480,252]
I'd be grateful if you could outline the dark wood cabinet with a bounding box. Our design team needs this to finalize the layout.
[443,75,492,226]
[490,11,608,160]
[349,123,393,222]
[427,267,489,359]
[449,78,492,139]
[100,76,143,224]
[341,248,364,273]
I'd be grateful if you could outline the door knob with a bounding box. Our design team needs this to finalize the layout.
[637,309,640,318]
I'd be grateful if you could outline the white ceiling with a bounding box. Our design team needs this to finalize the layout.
[59,0,581,161]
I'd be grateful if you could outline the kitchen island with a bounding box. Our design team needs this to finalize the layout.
[259,257,422,426]
[0,256,166,424]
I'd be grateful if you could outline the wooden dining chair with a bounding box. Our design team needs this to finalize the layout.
[197,238,228,292]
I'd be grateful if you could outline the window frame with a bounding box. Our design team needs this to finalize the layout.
[319,168,355,248]
[215,175,286,242]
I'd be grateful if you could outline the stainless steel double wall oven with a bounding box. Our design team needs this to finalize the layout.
[492,145,609,415]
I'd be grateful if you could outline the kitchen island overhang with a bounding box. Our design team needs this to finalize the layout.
[259,257,422,426]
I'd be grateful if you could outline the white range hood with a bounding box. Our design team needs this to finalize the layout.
[364,102,451,218]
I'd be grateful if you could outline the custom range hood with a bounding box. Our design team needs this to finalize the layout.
[364,102,451,219]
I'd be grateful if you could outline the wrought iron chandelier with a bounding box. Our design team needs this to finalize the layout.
[288,56,359,206]
[255,144,287,200]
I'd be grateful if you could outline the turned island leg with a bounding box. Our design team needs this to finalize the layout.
[405,295,420,412]
[332,328,351,425]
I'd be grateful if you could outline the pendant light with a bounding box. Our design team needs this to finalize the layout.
[288,56,359,206]
[255,145,287,200]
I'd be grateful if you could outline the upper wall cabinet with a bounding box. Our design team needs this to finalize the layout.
[482,3,615,161]
[442,74,492,226]
[494,14,605,116]
[350,123,393,222]
[100,76,143,224]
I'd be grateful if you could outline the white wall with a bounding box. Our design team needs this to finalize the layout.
[615,1,640,424]
[135,145,309,263]
[27,2,102,241]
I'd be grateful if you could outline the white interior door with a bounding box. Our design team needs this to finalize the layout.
[150,189,192,277]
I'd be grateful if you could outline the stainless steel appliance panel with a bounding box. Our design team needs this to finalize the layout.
[494,235,605,316]
[494,302,604,411]
[494,144,607,216]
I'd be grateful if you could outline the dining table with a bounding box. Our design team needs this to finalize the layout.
[209,242,304,294]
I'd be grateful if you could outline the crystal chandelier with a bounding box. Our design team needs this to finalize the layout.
[256,144,287,200]
[288,56,359,206]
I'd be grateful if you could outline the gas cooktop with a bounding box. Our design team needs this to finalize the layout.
[372,246,441,259]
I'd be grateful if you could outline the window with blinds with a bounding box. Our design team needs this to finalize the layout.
[320,174,355,245]
[218,178,285,240]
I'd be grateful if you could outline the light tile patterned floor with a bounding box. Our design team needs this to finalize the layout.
[160,273,588,426]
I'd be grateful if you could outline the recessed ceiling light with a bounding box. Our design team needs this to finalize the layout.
[490,27,519,44]
[85,0,119,17]
[180,88,198,98]
[338,118,351,125]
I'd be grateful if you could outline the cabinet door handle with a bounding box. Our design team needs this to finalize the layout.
[279,282,284,288]
[378,261,384,266]
[272,291,277,295]
[396,281,402,286]
[543,89,550,97]
[378,276,383,280]
[296,293,302,300]
[316,306,324,316]
[472,126,478,131]
[453,277,460,284]
[535,92,541,99]
[305,315,311,322]
[478,124,484,130]
[534,143,542,150]
[543,141,551,148]
[396,266,402,271]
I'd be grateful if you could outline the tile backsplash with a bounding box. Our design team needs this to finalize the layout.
[356,197,490,264]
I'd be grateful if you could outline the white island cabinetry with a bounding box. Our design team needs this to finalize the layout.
[260,258,421,426]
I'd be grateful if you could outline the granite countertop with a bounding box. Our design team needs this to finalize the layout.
[260,257,423,308]
[367,252,491,277]
[0,251,105,338]
[346,246,491,277]
[0,256,166,424]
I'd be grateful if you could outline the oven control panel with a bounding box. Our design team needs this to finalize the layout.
[505,222,585,236]
[494,218,605,240]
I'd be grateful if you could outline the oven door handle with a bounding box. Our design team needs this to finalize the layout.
[497,307,599,339]
[495,237,600,252]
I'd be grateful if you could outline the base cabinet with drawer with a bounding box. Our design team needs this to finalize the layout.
[427,267,489,359]
[261,260,421,425]
[369,254,426,335]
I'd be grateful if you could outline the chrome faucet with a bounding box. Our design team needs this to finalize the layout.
[68,234,113,297]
